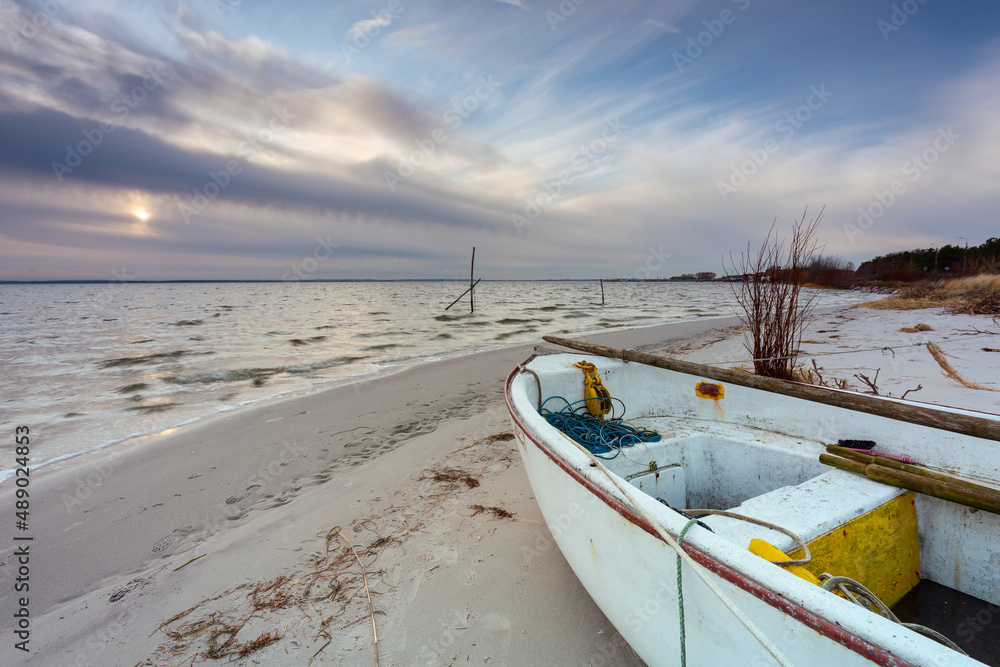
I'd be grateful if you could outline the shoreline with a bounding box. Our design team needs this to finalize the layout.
[0,312,745,665]
[4,303,994,665]
[0,311,753,486]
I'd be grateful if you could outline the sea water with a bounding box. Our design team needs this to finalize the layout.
[0,281,871,481]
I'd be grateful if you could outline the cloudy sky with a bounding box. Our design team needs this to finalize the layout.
[0,0,998,280]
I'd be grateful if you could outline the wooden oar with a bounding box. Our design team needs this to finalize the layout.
[821,453,1000,515]
[542,335,1000,443]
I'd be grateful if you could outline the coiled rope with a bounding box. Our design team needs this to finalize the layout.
[538,395,661,459]
[819,575,968,656]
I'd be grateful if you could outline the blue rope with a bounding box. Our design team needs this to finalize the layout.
[539,395,661,459]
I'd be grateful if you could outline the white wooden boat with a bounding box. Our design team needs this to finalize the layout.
[505,337,1000,667]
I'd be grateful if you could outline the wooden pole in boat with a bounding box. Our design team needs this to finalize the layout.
[541,335,1000,443]
[821,453,1000,515]
[470,247,476,313]
[600,279,605,306]
[864,464,1000,514]
[825,445,1000,496]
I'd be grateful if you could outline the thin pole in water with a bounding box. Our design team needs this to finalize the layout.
[600,279,605,306]
[470,247,476,313]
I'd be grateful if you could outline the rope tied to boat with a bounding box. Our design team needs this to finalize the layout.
[819,575,968,656]
[538,395,661,459]
[676,518,699,667]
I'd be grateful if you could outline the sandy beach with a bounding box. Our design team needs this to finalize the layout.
[2,305,998,666]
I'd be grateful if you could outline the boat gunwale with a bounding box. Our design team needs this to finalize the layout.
[504,353,917,667]
[542,335,1000,443]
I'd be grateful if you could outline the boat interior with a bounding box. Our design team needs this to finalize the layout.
[514,353,1000,664]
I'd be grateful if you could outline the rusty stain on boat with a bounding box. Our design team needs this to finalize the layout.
[696,381,726,419]
[696,382,724,400]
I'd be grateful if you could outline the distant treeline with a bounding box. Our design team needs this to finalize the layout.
[854,237,1000,282]
[720,237,1000,289]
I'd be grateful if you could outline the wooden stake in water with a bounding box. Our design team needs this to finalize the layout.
[600,279,605,306]
[445,279,481,311]
[470,247,476,313]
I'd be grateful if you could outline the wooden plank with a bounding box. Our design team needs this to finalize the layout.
[542,335,1000,442]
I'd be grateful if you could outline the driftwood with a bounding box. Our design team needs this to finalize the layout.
[541,335,1000,442]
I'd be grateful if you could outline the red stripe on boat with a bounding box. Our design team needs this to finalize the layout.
[505,360,912,667]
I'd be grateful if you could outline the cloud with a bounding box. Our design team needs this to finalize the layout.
[381,23,439,48]
[491,0,529,9]
[2,1,1000,279]
[345,12,394,42]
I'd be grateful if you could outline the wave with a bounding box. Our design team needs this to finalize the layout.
[162,356,366,385]
[495,328,537,340]
[126,402,179,413]
[98,350,199,368]
[289,336,327,346]
[364,343,401,351]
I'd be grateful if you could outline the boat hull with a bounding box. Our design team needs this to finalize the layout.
[505,352,994,667]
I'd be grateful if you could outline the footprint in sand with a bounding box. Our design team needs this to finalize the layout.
[463,570,477,586]
[108,577,147,603]
[151,536,175,553]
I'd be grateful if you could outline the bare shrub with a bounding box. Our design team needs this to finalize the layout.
[726,208,823,380]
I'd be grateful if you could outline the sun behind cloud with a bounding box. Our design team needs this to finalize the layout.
[134,209,150,221]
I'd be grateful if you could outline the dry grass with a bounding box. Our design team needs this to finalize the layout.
[927,343,1000,392]
[859,296,947,310]
[468,504,515,520]
[857,274,1000,314]
[421,468,480,489]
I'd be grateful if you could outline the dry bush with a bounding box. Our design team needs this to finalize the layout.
[727,208,823,380]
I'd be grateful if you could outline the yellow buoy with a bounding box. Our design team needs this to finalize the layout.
[574,361,612,420]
